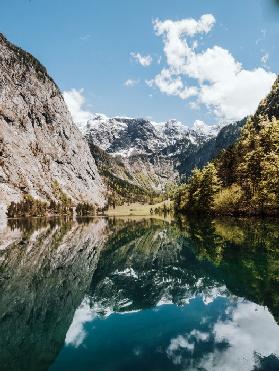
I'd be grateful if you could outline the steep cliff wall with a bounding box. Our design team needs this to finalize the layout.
[0,34,105,216]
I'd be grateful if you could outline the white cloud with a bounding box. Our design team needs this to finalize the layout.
[261,52,269,64]
[124,78,140,87]
[153,14,215,70]
[149,14,276,121]
[131,52,153,67]
[146,69,198,100]
[80,34,91,41]
[63,88,92,124]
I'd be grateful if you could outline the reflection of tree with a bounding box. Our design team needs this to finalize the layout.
[90,217,279,325]
[90,218,226,312]
[0,219,107,371]
[179,217,279,324]
[1,216,278,370]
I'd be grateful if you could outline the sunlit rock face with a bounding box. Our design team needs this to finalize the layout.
[0,33,105,211]
[0,218,108,371]
[83,114,245,191]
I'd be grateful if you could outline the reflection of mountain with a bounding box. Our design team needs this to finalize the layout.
[1,216,279,370]
[89,218,279,323]
[0,219,108,371]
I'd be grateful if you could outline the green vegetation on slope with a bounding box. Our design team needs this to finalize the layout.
[175,77,279,216]
[87,142,159,206]
[7,181,96,218]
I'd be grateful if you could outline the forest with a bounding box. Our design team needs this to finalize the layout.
[175,77,279,216]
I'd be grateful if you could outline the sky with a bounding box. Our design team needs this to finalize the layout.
[1,0,279,127]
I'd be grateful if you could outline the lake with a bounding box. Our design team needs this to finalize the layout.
[0,216,279,371]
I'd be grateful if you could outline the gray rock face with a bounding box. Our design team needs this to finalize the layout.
[83,114,245,191]
[83,115,207,191]
[0,34,105,211]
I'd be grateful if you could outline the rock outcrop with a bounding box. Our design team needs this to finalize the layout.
[0,33,105,215]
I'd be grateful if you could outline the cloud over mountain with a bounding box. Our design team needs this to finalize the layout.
[147,14,276,121]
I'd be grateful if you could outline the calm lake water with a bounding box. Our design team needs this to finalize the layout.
[0,216,279,371]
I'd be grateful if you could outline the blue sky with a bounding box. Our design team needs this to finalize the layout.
[1,0,279,125]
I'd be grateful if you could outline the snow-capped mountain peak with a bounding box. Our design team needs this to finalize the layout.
[193,120,227,137]
[81,114,223,158]
[73,112,244,193]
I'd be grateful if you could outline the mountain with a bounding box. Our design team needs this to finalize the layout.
[80,114,245,195]
[0,34,105,217]
[255,76,279,120]
[177,118,246,178]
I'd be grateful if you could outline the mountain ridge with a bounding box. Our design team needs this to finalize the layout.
[77,113,246,195]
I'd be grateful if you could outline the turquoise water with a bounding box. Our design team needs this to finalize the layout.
[1,217,279,370]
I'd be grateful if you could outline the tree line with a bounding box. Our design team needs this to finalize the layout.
[175,77,279,216]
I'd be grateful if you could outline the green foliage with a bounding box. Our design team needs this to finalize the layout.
[175,77,279,216]
[213,184,244,215]
[50,181,73,215]
[7,195,48,218]
[76,203,96,216]
[175,163,220,214]
[235,117,279,214]
[7,182,74,218]
[152,202,173,216]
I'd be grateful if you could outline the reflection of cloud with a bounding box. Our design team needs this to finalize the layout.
[208,301,279,371]
[133,346,143,357]
[167,330,209,365]
[167,335,195,365]
[190,329,209,342]
[65,297,97,348]
[166,299,279,370]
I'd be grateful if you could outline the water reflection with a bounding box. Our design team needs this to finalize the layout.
[0,217,279,370]
[0,217,108,371]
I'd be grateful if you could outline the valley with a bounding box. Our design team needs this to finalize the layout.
[0,32,278,219]
[1,3,279,371]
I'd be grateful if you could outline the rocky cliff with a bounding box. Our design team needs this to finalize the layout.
[0,34,105,217]
[82,114,245,192]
